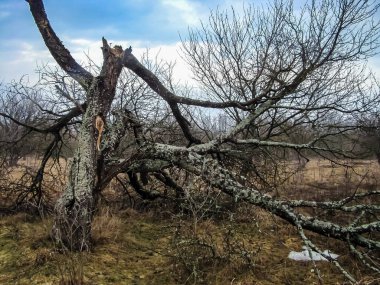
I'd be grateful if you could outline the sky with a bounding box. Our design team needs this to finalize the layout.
[0,0,248,84]
[0,0,379,84]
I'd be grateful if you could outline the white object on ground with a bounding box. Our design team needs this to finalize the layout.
[288,246,339,261]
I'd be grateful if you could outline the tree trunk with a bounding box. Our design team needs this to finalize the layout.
[51,107,97,251]
[50,41,126,250]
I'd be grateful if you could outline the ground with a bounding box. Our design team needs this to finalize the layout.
[0,159,378,284]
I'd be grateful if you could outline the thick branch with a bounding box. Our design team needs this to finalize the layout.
[0,112,44,132]
[27,0,93,88]
[168,102,201,144]
[123,53,263,109]
[144,143,380,251]
[127,171,161,200]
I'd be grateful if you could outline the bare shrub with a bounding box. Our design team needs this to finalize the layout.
[169,183,260,284]
[169,219,260,284]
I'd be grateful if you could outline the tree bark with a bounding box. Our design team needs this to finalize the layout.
[51,107,97,250]
[49,40,127,250]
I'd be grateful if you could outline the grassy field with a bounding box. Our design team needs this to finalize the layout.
[0,159,379,284]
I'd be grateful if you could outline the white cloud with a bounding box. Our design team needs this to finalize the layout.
[17,42,51,62]
[0,40,52,82]
[159,0,207,27]
[67,38,95,47]
[133,42,194,83]
[2,35,380,89]
[67,38,194,84]
[0,38,194,85]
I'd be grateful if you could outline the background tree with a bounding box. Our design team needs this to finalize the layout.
[357,106,380,163]
[1,0,379,281]
[0,80,45,167]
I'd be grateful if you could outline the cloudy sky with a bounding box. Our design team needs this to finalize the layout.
[0,0,247,83]
[0,0,379,84]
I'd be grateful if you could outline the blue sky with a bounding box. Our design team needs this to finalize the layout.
[0,0,379,83]
[0,0,233,82]
[0,0,218,43]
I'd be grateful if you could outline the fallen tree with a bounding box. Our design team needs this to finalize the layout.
[0,0,379,282]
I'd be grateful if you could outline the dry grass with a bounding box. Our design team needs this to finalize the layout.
[91,207,124,244]
[280,159,380,201]
[0,158,379,284]
[0,208,359,285]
